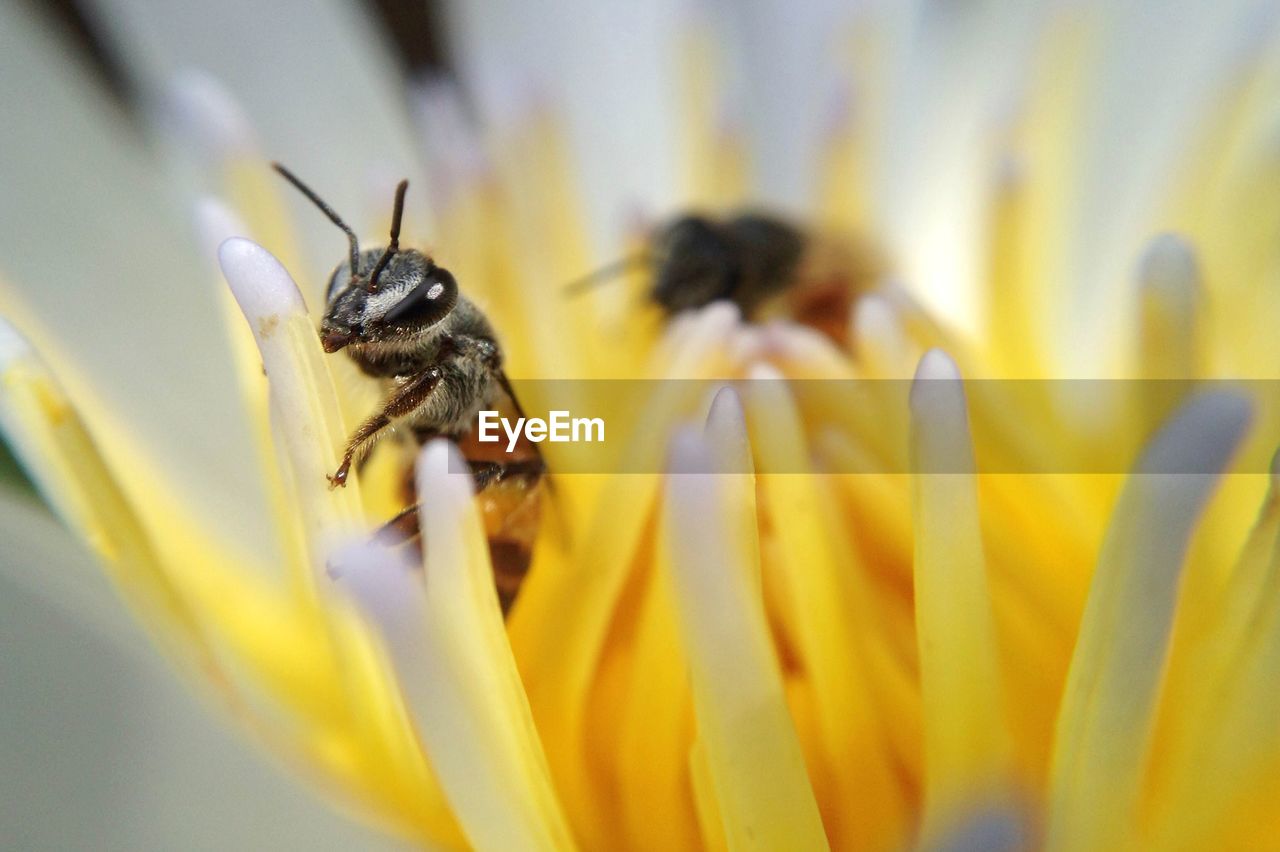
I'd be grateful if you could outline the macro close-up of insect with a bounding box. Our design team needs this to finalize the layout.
[7,0,1280,848]
[273,163,544,612]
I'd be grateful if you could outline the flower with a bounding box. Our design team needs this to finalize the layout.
[4,0,1280,850]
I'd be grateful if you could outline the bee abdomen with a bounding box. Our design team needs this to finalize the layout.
[489,538,533,615]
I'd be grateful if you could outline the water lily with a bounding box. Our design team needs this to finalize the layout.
[3,0,1280,849]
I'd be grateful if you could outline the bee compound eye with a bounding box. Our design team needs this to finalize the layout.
[383,268,458,325]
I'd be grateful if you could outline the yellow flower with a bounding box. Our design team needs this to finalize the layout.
[4,1,1280,850]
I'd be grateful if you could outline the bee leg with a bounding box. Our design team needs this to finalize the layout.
[495,369,529,420]
[328,412,389,488]
[328,366,443,488]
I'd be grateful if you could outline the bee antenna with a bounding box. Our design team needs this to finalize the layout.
[367,179,409,292]
[272,162,362,285]
[563,252,656,297]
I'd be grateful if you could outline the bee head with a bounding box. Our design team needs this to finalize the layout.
[651,215,740,312]
[320,249,458,352]
[271,163,458,353]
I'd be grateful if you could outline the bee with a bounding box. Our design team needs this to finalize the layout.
[274,164,543,612]
[572,211,881,347]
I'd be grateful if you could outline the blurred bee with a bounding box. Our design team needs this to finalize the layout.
[274,163,542,612]
[570,211,882,346]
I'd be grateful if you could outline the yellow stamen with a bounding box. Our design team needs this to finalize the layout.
[908,349,1013,841]
[741,361,909,849]
[1046,391,1251,851]
[510,302,743,848]
[1136,233,1201,434]
[664,388,829,850]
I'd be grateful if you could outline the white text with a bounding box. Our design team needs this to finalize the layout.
[477,410,605,452]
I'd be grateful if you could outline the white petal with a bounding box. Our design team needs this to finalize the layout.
[443,0,684,245]
[1052,0,1271,372]
[869,0,1044,335]
[0,491,141,655]
[0,528,392,850]
[85,0,429,272]
[0,3,269,550]
[719,0,850,210]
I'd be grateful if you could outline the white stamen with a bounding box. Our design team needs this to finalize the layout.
[218,237,306,323]
[910,349,972,476]
[695,300,742,333]
[914,346,963,384]
[759,320,839,364]
[725,325,764,364]
[664,420,827,848]
[853,294,913,376]
[853,293,895,338]
[1137,232,1200,387]
[704,386,753,476]
[909,346,1011,838]
[343,439,574,850]
[217,237,359,579]
[163,69,256,160]
[1138,232,1199,303]
[1135,391,1251,474]
[746,359,784,384]
[1046,391,1252,851]
[662,301,741,377]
